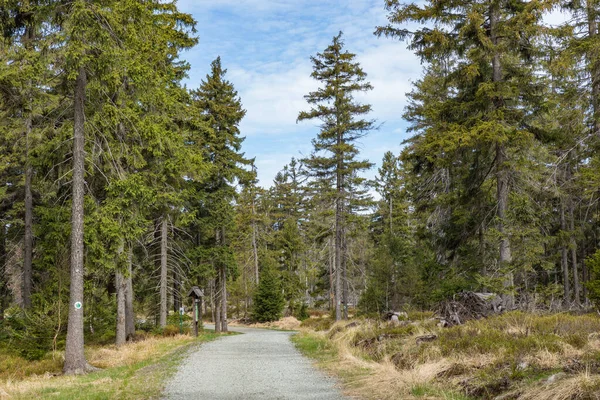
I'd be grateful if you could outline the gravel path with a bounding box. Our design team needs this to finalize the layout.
[163,325,348,400]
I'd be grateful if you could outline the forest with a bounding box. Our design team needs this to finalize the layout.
[1,0,600,383]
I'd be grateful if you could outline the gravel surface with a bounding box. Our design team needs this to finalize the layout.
[163,325,348,400]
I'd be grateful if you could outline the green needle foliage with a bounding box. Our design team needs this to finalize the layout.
[298,32,374,320]
[252,262,285,323]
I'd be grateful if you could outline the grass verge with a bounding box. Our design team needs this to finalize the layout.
[0,331,219,399]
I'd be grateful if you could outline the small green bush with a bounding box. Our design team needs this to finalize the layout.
[295,303,310,321]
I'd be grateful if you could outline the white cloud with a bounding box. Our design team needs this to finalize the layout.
[178,0,418,187]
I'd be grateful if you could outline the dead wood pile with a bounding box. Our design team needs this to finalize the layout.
[439,291,503,326]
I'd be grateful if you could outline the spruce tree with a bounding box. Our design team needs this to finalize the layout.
[252,262,284,323]
[298,32,374,320]
[189,57,251,332]
[377,0,552,306]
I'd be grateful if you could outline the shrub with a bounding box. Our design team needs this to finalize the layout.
[1,305,66,361]
[295,303,310,321]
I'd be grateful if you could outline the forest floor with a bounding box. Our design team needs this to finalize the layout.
[163,324,347,399]
[292,311,600,400]
[0,332,218,399]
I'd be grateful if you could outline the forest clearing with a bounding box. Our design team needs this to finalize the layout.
[3,0,600,399]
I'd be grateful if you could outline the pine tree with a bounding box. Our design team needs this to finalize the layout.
[298,32,374,320]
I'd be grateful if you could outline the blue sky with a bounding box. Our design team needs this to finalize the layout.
[177,0,424,187]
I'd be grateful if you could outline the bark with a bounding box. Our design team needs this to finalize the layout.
[334,133,343,321]
[252,221,259,285]
[125,246,135,340]
[582,237,589,301]
[568,195,580,306]
[328,236,334,311]
[210,278,216,324]
[560,200,570,304]
[251,195,259,285]
[64,66,88,375]
[342,228,348,320]
[173,267,180,313]
[159,217,168,328]
[221,265,228,332]
[214,268,222,333]
[220,227,228,332]
[115,269,126,346]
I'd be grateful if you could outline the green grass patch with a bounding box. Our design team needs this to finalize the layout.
[292,331,337,363]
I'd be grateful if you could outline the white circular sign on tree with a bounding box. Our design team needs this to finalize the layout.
[74,301,82,310]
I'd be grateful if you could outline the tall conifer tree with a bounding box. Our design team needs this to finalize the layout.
[298,32,374,320]
[377,0,552,306]
[190,57,250,332]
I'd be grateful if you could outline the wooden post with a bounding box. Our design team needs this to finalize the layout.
[193,299,199,337]
[198,297,203,330]
[187,286,204,337]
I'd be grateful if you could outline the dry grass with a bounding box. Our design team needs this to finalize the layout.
[87,334,190,368]
[519,372,600,400]
[0,334,202,400]
[230,316,302,330]
[294,312,600,400]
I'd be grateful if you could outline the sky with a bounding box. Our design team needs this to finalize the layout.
[176,0,422,188]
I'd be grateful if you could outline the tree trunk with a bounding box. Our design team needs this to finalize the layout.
[210,278,216,324]
[221,265,228,332]
[342,228,348,320]
[252,198,259,285]
[560,200,570,304]
[329,236,334,311]
[125,245,135,341]
[214,269,222,333]
[115,269,126,346]
[334,133,343,321]
[23,117,33,309]
[64,66,89,375]
[159,217,168,328]
[173,267,180,313]
[582,236,589,302]
[569,196,580,306]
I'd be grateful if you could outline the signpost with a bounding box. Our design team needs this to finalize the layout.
[187,286,204,337]
[179,306,184,334]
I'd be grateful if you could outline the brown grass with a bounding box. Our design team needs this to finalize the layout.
[519,372,600,400]
[0,335,195,399]
[230,316,302,330]
[295,312,600,400]
[87,334,190,368]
